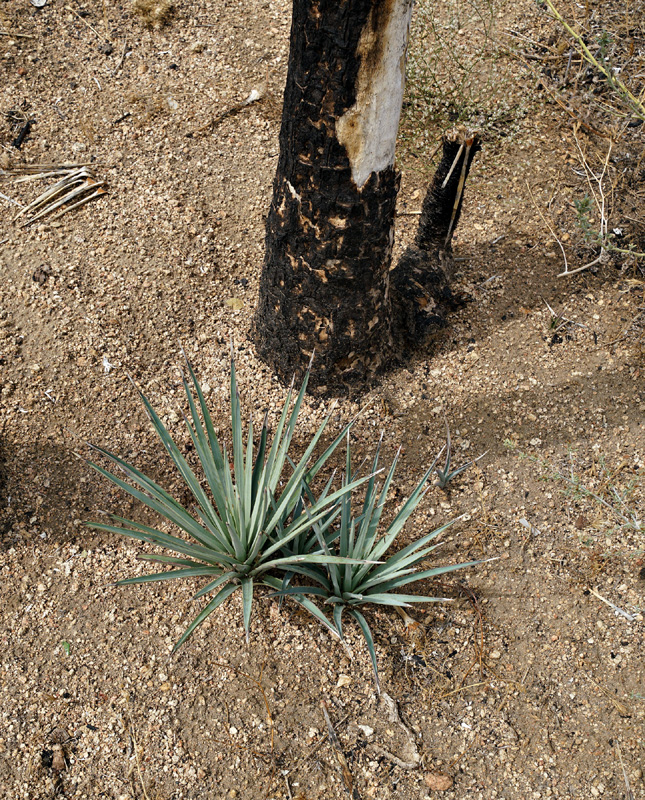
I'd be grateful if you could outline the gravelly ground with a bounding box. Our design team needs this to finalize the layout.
[1,0,644,798]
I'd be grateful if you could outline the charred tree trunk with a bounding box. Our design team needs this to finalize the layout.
[254,0,480,392]
[255,0,413,392]
[390,134,481,348]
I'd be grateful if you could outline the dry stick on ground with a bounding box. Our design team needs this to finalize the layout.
[519,517,542,553]
[64,4,111,42]
[307,712,351,759]
[197,87,265,134]
[542,298,588,335]
[567,129,613,275]
[321,700,355,797]
[0,190,22,208]
[587,587,636,622]
[0,30,34,38]
[123,695,151,800]
[112,40,129,75]
[445,137,475,246]
[572,130,645,263]
[504,27,561,55]
[368,744,419,771]
[101,0,109,39]
[525,180,569,275]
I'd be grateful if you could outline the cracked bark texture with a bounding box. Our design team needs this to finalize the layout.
[255,0,411,393]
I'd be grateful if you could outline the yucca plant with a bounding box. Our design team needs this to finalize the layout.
[435,414,487,490]
[85,356,372,648]
[273,435,485,692]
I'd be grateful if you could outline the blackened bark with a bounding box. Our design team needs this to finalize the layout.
[390,134,481,348]
[254,0,402,393]
[255,1,480,392]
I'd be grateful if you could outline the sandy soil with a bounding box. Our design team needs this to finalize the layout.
[1,0,644,798]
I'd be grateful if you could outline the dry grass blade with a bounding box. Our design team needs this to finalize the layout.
[0,190,23,208]
[13,169,86,184]
[51,185,107,218]
[615,742,635,800]
[22,178,102,225]
[590,678,632,717]
[64,4,111,42]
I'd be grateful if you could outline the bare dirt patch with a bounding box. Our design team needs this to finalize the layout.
[1,0,644,798]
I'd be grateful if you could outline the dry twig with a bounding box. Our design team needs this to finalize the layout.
[368,744,419,770]
[64,4,111,42]
[123,696,151,800]
[526,180,569,275]
[321,700,355,795]
[587,587,636,622]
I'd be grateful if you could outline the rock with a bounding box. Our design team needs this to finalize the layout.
[424,771,453,791]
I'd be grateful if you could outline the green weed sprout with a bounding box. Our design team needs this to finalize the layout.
[85,355,372,649]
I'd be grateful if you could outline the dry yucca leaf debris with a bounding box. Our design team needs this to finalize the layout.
[2,163,107,226]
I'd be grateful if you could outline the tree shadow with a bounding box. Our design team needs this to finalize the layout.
[0,433,162,551]
[392,236,637,373]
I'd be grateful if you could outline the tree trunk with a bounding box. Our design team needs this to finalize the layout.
[390,134,481,348]
[255,0,413,393]
[254,0,480,393]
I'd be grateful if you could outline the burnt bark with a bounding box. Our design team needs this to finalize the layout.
[254,1,480,393]
[254,0,404,393]
[390,134,481,348]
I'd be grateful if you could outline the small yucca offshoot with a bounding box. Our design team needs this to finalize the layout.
[273,435,485,693]
[435,415,487,490]
[85,356,371,648]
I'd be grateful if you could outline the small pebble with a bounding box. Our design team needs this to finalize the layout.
[424,772,453,791]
